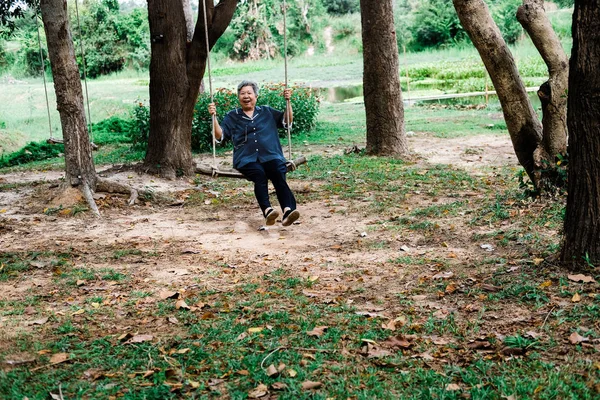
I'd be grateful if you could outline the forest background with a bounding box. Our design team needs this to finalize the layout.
[0,0,575,160]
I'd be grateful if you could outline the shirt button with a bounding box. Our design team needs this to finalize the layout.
[255,140,257,143]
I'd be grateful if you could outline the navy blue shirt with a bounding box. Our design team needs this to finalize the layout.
[220,106,288,169]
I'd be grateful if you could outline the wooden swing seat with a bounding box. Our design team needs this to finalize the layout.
[195,156,306,179]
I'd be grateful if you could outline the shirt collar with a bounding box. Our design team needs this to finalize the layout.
[236,106,262,120]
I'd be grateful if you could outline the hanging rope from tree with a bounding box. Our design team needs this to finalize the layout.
[202,0,218,173]
[34,5,53,141]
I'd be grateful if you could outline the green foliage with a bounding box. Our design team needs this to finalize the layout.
[487,0,523,44]
[215,0,325,60]
[553,0,574,7]
[90,115,132,145]
[0,141,63,168]
[323,0,360,15]
[131,84,320,154]
[411,0,467,50]
[128,101,150,151]
[75,0,147,78]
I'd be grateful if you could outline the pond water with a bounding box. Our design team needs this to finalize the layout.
[318,84,541,109]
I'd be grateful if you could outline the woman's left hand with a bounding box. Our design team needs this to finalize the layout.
[283,88,292,100]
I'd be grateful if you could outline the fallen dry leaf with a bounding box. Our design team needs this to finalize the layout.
[381,320,397,331]
[271,382,289,390]
[569,332,589,345]
[301,381,323,390]
[381,335,412,349]
[248,327,264,334]
[432,271,454,280]
[287,369,297,377]
[49,353,69,365]
[446,383,461,391]
[159,290,180,300]
[572,293,581,303]
[29,317,49,326]
[307,326,328,337]
[175,299,190,310]
[248,383,269,398]
[127,334,153,344]
[567,274,596,283]
[265,364,279,377]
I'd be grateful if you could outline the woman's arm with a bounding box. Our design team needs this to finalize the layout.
[207,103,223,141]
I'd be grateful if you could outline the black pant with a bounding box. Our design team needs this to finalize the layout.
[237,159,296,214]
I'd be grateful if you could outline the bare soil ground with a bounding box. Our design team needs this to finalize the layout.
[0,133,516,335]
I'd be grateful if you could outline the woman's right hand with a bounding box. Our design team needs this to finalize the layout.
[207,103,216,116]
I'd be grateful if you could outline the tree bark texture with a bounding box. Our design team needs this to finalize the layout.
[359,0,407,156]
[145,0,236,178]
[517,0,568,163]
[453,0,543,184]
[40,0,96,189]
[561,0,600,268]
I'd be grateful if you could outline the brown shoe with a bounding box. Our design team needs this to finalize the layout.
[282,208,300,226]
[264,207,279,226]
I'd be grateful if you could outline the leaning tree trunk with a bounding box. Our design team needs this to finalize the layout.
[40,0,97,193]
[453,0,543,186]
[359,0,407,156]
[517,0,568,186]
[144,0,236,178]
[561,0,600,269]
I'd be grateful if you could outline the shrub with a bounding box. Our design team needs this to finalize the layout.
[91,115,132,145]
[323,0,360,15]
[131,84,320,154]
[0,141,64,168]
[128,101,150,151]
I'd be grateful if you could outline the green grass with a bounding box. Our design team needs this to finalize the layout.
[2,266,598,399]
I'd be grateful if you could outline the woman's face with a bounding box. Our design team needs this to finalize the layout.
[238,85,257,111]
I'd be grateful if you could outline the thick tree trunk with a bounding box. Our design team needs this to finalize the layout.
[517,0,568,175]
[40,0,96,189]
[561,0,600,269]
[453,0,543,185]
[359,0,407,156]
[144,0,236,178]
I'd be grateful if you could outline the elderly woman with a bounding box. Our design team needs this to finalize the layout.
[207,80,300,227]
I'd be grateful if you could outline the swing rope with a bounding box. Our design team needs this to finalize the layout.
[202,0,218,173]
[202,0,299,176]
[74,0,93,143]
[34,5,53,141]
[283,0,292,161]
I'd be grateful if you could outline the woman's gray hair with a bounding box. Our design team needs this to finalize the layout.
[237,80,259,96]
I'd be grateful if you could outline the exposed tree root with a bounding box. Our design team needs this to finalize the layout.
[96,178,139,206]
[81,183,101,217]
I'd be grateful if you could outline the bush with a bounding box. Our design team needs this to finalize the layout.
[411,0,467,50]
[323,0,360,15]
[91,115,132,145]
[128,101,150,151]
[131,84,320,154]
[0,141,64,168]
[488,0,523,45]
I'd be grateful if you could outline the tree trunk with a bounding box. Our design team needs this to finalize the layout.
[517,0,568,178]
[561,0,600,269]
[453,0,543,185]
[144,0,236,178]
[40,0,96,189]
[359,0,407,156]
